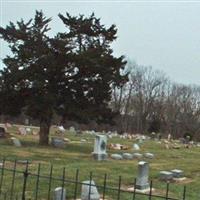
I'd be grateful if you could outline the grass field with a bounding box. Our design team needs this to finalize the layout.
[0,125,199,199]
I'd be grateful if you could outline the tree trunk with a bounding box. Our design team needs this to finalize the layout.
[39,120,50,145]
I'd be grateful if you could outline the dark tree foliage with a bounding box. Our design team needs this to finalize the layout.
[148,118,161,133]
[0,11,127,145]
[58,13,127,123]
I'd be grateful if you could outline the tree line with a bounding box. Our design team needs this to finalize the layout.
[111,62,200,140]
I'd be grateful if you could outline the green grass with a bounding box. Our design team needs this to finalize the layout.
[0,125,199,199]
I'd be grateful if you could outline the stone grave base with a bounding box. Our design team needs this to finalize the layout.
[76,199,108,200]
[127,186,155,193]
[92,153,108,161]
[173,177,187,182]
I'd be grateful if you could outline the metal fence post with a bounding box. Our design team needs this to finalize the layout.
[10,159,17,200]
[73,169,79,200]
[89,172,93,200]
[0,158,5,196]
[117,176,121,200]
[182,185,186,200]
[165,182,169,200]
[22,161,29,200]
[132,178,136,200]
[102,173,107,200]
[61,167,66,200]
[47,164,53,200]
[35,163,41,200]
[149,180,153,200]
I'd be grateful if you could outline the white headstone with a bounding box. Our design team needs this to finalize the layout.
[26,127,32,133]
[92,135,107,161]
[58,126,65,133]
[136,161,150,190]
[54,187,66,200]
[69,126,75,132]
[11,137,22,147]
[81,180,100,200]
[133,143,140,151]
[19,127,27,135]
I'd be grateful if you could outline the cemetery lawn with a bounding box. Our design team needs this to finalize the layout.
[0,125,200,199]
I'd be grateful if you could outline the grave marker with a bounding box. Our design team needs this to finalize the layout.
[136,161,150,190]
[92,135,107,161]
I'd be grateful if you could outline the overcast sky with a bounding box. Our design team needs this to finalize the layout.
[1,1,200,85]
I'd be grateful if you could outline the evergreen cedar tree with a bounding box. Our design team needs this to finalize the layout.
[0,11,127,145]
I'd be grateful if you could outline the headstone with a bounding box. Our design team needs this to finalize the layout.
[26,127,32,133]
[17,160,30,164]
[54,187,66,200]
[5,123,12,128]
[122,153,133,160]
[32,130,38,135]
[69,126,75,132]
[92,135,107,161]
[132,153,143,159]
[138,138,143,144]
[133,143,140,151]
[63,138,70,143]
[167,134,172,141]
[81,180,100,200]
[115,143,122,150]
[58,126,65,133]
[18,127,27,135]
[136,161,150,190]
[159,171,173,181]
[51,137,65,148]
[171,169,183,178]
[81,139,87,143]
[151,132,156,139]
[11,137,22,147]
[144,153,154,159]
[111,154,123,160]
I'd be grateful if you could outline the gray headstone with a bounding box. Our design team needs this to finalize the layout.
[132,153,143,159]
[51,137,65,148]
[111,154,123,160]
[17,160,29,164]
[54,187,66,200]
[69,126,75,133]
[122,153,133,160]
[171,169,183,178]
[136,161,150,190]
[144,153,154,159]
[92,135,107,161]
[159,171,173,181]
[11,137,22,147]
[81,180,100,200]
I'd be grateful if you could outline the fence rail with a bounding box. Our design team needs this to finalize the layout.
[0,158,187,200]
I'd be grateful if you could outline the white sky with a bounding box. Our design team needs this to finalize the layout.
[1,0,200,85]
